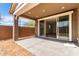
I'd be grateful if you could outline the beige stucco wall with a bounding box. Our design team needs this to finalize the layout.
[72,8,79,43]
[72,9,78,42]
[77,8,79,43]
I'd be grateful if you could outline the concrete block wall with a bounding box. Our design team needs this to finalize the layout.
[0,26,35,40]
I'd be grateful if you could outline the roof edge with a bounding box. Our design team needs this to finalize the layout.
[9,3,17,14]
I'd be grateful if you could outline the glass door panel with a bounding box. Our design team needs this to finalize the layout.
[46,19,56,38]
[57,15,69,40]
[39,20,44,36]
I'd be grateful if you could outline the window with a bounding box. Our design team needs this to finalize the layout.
[18,17,35,28]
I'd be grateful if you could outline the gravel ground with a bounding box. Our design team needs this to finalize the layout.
[0,39,32,56]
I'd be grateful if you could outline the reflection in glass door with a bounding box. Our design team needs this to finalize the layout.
[57,15,69,40]
[46,19,56,38]
[39,20,44,36]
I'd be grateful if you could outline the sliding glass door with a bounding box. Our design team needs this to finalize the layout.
[57,15,69,40]
[38,11,73,41]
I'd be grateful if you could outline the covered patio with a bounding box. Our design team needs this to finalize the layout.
[9,3,79,56]
[9,3,79,43]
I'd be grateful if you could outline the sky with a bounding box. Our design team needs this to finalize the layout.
[0,3,11,16]
[0,3,35,27]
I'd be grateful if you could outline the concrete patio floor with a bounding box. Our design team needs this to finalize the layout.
[16,37,79,56]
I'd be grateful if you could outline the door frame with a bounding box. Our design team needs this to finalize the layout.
[56,15,70,40]
[38,11,73,41]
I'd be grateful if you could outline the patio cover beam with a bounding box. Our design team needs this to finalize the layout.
[13,3,39,16]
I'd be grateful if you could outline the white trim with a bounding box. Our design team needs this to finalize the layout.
[38,20,40,36]
[56,18,59,39]
[13,22,15,41]
[69,14,72,41]
[13,3,27,15]
[15,3,23,11]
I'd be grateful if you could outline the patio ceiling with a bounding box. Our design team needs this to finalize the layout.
[21,3,79,19]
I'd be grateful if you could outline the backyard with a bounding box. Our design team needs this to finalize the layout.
[0,3,79,56]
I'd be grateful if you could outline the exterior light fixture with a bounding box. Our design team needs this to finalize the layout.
[61,6,65,9]
[36,16,38,17]
[28,12,31,14]
[43,9,46,12]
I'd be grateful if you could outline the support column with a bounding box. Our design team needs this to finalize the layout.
[35,20,38,37]
[13,15,19,41]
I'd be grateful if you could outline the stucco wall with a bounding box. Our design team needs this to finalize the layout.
[72,9,78,42]
[77,8,79,44]
[0,26,35,40]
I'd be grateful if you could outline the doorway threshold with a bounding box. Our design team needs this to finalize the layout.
[37,36,73,43]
